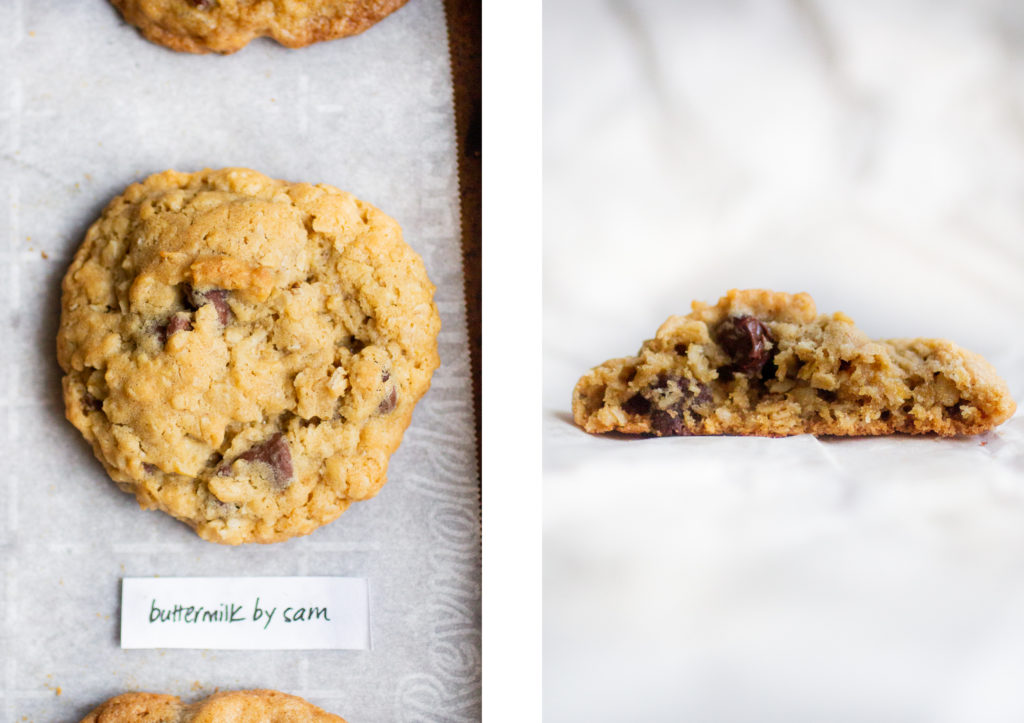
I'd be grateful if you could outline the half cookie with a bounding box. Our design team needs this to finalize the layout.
[80,690,345,722]
[110,0,409,54]
[58,168,440,543]
[573,290,1015,437]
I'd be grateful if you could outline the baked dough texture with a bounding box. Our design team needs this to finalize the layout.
[573,290,1015,437]
[110,0,409,54]
[80,690,345,722]
[58,168,440,544]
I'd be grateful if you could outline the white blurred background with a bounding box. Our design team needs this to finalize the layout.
[544,0,1024,720]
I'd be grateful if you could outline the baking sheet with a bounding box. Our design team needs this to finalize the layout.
[544,0,1024,720]
[0,1,479,721]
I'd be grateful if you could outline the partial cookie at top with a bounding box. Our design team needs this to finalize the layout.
[80,689,345,722]
[110,0,409,54]
[58,168,440,544]
[573,289,1016,437]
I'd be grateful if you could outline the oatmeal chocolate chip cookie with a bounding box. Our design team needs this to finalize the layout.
[58,168,440,544]
[573,289,1015,437]
[110,0,409,54]
[81,690,345,722]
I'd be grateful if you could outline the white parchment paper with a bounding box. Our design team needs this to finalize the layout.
[0,2,479,721]
[545,1,1024,720]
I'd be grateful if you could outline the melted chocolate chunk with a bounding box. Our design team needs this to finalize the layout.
[651,374,710,406]
[623,393,651,416]
[716,315,774,377]
[378,387,398,414]
[693,383,713,408]
[184,284,232,325]
[165,314,192,339]
[635,374,711,435]
[235,433,293,487]
[204,290,231,325]
[649,373,682,398]
[650,409,692,436]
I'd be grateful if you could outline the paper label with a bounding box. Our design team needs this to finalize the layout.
[120,577,370,650]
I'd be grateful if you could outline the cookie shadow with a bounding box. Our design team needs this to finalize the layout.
[552,410,575,426]
[39,195,110,444]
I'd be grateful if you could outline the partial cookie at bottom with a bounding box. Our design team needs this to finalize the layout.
[80,690,345,722]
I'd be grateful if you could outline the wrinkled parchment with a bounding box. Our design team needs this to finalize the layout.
[0,2,479,721]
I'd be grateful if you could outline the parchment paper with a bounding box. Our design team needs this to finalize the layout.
[0,2,479,721]
[545,1,1024,720]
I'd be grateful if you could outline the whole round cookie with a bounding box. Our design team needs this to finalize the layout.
[81,689,346,722]
[110,0,409,54]
[58,168,440,544]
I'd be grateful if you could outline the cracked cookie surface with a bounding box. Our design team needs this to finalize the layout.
[81,689,345,722]
[573,289,1015,437]
[58,168,440,544]
[110,0,409,54]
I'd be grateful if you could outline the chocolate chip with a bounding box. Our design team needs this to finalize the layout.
[143,463,159,475]
[623,393,651,416]
[235,433,293,487]
[674,343,688,356]
[184,284,232,325]
[636,374,711,435]
[189,0,215,7]
[81,392,103,413]
[691,382,713,408]
[382,370,390,382]
[378,387,398,414]
[649,373,682,399]
[716,315,774,377]
[818,389,838,403]
[164,314,192,341]
[205,290,231,325]
[650,409,692,436]
[649,374,709,406]
[154,314,191,345]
